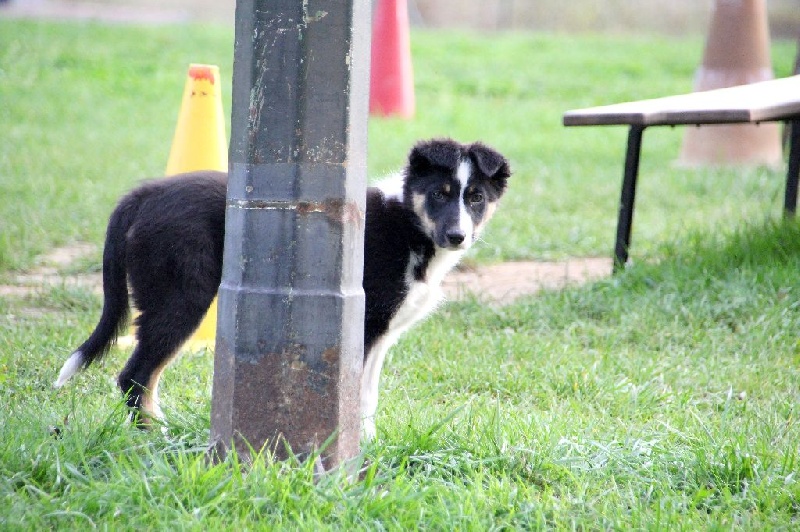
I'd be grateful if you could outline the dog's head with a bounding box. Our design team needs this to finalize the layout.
[404,139,510,250]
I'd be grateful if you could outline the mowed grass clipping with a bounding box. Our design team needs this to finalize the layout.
[2,19,800,529]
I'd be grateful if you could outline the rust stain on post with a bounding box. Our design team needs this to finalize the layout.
[225,345,340,462]
[228,198,364,227]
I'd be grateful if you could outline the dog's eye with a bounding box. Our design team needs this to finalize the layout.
[468,192,484,204]
[431,190,446,201]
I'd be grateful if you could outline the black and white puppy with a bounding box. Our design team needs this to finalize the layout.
[55,138,511,439]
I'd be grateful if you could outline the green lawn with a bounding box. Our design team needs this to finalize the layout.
[2,19,800,529]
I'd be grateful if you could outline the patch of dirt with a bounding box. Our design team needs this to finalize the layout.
[0,243,101,298]
[0,243,612,305]
[443,257,611,304]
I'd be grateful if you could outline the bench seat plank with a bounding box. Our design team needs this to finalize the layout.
[563,75,800,127]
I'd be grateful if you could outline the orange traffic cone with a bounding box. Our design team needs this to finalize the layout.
[679,0,782,167]
[369,0,415,118]
[119,64,227,352]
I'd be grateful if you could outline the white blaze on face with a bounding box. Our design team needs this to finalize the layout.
[456,159,475,243]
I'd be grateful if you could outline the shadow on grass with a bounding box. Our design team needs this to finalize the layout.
[623,217,800,284]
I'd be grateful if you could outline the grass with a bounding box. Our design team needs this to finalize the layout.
[2,19,800,529]
[1,22,797,269]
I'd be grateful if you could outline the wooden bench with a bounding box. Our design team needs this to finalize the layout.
[563,75,800,271]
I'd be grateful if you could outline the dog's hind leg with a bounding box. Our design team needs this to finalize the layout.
[117,291,211,425]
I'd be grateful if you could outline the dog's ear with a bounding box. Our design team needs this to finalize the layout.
[408,139,461,175]
[469,142,511,193]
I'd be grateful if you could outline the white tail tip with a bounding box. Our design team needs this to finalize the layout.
[54,351,84,388]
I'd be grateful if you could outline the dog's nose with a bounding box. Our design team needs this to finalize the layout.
[446,230,465,246]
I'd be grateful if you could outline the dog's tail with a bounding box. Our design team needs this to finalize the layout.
[55,195,140,388]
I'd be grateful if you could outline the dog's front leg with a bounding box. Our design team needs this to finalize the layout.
[360,336,394,441]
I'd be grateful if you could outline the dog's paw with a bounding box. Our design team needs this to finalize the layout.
[361,417,376,441]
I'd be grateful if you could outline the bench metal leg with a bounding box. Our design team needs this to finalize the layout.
[785,118,800,216]
[614,125,645,273]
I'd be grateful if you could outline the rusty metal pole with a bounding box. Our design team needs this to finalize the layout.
[210,0,370,468]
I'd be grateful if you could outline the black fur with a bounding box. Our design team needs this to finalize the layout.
[363,187,435,351]
[61,139,510,420]
[74,172,227,410]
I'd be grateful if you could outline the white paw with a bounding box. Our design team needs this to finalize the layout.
[361,417,376,441]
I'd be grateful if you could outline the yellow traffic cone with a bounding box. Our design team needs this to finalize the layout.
[166,64,228,176]
[168,64,227,351]
[118,64,227,352]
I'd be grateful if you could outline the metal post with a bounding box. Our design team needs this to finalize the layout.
[785,118,800,216]
[210,0,370,468]
[614,125,645,272]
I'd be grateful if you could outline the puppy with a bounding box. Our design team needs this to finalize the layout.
[55,138,511,439]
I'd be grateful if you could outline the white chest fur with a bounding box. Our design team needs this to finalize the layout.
[391,248,463,335]
[360,247,464,439]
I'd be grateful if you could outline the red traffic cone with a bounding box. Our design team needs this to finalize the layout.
[679,0,782,167]
[370,0,415,118]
